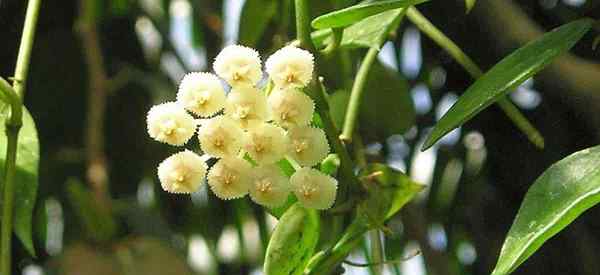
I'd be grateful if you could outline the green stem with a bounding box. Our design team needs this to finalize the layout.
[294,0,359,197]
[369,230,384,275]
[340,47,379,143]
[406,7,544,149]
[1,0,40,274]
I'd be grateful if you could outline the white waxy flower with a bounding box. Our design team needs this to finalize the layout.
[287,126,329,167]
[224,86,269,129]
[198,116,244,158]
[177,72,226,117]
[213,45,263,87]
[147,102,197,146]
[244,123,288,165]
[290,167,337,210]
[249,164,291,207]
[266,46,314,89]
[157,150,207,194]
[268,88,315,129]
[207,157,252,200]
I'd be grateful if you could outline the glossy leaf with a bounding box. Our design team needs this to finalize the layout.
[238,0,278,46]
[330,62,415,138]
[264,203,320,275]
[423,18,593,150]
[311,0,428,29]
[0,106,39,255]
[492,145,600,275]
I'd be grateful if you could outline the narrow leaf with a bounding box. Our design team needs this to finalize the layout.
[238,0,278,46]
[311,0,428,29]
[0,107,39,255]
[492,145,600,275]
[465,0,476,13]
[423,18,593,150]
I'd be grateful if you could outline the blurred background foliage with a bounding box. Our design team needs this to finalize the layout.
[1,0,600,274]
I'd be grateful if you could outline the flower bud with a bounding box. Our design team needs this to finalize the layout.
[177,72,226,117]
[224,86,269,129]
[198,116,244,158]
[286,126,329,167]
[249,165,291,207]
[207,157,252,200]
[244,123,288,165]
[157,150,207,194]
[147,102,197,146]
[268,88,314,129]
[290,167,337,210]
[266,46,314,89]
[213,45,263,87]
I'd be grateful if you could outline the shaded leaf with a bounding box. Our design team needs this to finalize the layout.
[423,18,593,150]
[311,0,428,29]
[238,0,279,46]
[0,107,39,255]
[264,203,320,275]
[492,146,600,275]
[66,180,117,242]
[465,0,476,13]
[329,62,415,139]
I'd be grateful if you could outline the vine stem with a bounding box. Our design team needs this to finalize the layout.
[339,47,379,143]
[1,0,41,274]
[406,7,544,149]
[369,230,384,275]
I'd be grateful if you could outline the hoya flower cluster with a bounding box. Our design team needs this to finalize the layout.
[147,45,337,210]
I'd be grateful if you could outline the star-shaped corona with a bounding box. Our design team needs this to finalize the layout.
[244,123,288,165]
[290,167,337,210]
[177,72,226,117]
[198,116,244,158]
[286,126,329,167]
[147,102,197,146]
[207,157,252,200]
[213,45,263,87]
[157,150,207,194]
[268,88,315,129]
[249,164,291,208]
[266,46,314,89]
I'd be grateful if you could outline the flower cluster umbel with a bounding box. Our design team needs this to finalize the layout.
[147,45,337,210]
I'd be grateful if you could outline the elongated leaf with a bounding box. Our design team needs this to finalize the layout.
[311,0,428,29]
[0,106,39,255]
[423,18,593,150]
[465,0,476,13]
[238,0,278,46]
[492,145,600,275]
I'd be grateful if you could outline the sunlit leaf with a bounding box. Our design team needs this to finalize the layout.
[423,18,593,150]
[311,0,428,29]
[238,0,279,46]
[492,145,600,275]
[264,203,319,275]
[0,107,39,255]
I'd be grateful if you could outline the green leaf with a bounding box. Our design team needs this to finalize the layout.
[423,18,593,150]
[66,180,117,242]
[329,62,415,138]
[238,0,279,46]
[492,145,600,275]
[465,0,476,13]
[311,0,428,29]
[0,107,39,255]
[358,163,424,227]
[264,203,320,275]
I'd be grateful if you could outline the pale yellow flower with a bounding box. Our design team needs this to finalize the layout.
[290,167,337,210]
[268,88,314,129]
[157,150,207,194]
[213,45,262,87]
[207,157,252,200]
[147,102,197,146]
[249,164,291,207]
[224,86,269,129]
[244,123,288,165]
[177,72,226,117]
[287,126,329,167]
[266,46,314,89]
[198,116,244,158]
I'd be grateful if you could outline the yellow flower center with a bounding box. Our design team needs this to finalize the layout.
[256,178,272,193]
[294,139,309,154]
